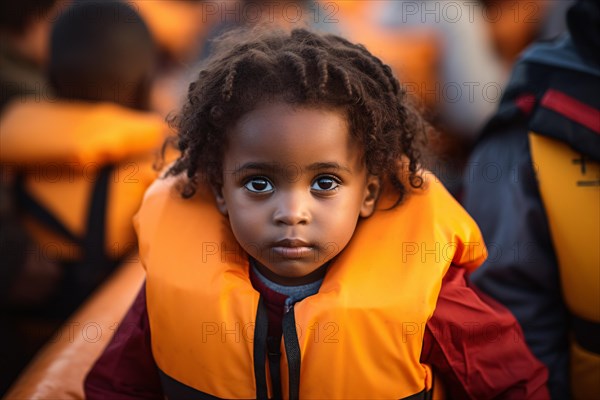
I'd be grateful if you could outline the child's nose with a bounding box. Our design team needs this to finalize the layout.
[272,191,311,226]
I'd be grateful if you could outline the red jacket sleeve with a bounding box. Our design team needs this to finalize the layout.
[84,283,163,399]
[422,265,550,399]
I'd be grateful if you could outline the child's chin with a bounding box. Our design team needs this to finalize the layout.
[261,260,324,282]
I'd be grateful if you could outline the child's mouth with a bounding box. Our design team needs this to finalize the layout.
[271,246,313,259]
[271,239,314,259]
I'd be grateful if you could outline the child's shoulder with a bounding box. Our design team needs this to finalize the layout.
[383,170,465,218]
[138,175,214,222]
[383,170,487,271]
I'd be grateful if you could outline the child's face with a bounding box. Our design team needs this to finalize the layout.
[215,102,379,285]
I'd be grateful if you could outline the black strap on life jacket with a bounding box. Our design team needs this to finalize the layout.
[253,296,296,400]
[253,296,269,400]
[15,175,80,245]
[266,334,283,400]
[282,306,301,400]
[75,164,114,295]
[15,165,118,296]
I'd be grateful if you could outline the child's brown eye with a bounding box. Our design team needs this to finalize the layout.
[311,176,340,191]
[244,178,273,193]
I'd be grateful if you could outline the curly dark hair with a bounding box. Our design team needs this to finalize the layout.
[166,28,427,207]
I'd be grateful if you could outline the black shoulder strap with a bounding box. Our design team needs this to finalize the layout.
[76,164,115,290]
[16,165,117,290]
[15,174,80,245]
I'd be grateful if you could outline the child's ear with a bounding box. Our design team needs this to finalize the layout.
[360,175,380,217]
[212,185,228,215]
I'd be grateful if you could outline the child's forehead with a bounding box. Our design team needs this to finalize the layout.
[224,102,365,169]
[231,102,349,142]
[231,102,353,141]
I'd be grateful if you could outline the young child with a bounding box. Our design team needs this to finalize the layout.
[85,28,549,399]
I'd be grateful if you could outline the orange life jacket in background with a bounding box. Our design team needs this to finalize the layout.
[135,174,486,399]
[0,100,164,165]
[0,100,166,283]
[529,132,600,399]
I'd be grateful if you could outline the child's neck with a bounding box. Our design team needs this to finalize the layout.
[251,262,323,306]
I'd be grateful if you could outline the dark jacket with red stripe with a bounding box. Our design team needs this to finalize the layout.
[461,2,600,398]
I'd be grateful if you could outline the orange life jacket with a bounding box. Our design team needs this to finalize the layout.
[0,100,166,262]
[529,132,600,399]
[135,174,486,399]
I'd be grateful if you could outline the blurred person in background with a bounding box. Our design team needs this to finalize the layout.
[336,0,572,197]
[462,0,600,398]
[0,1,166,394]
